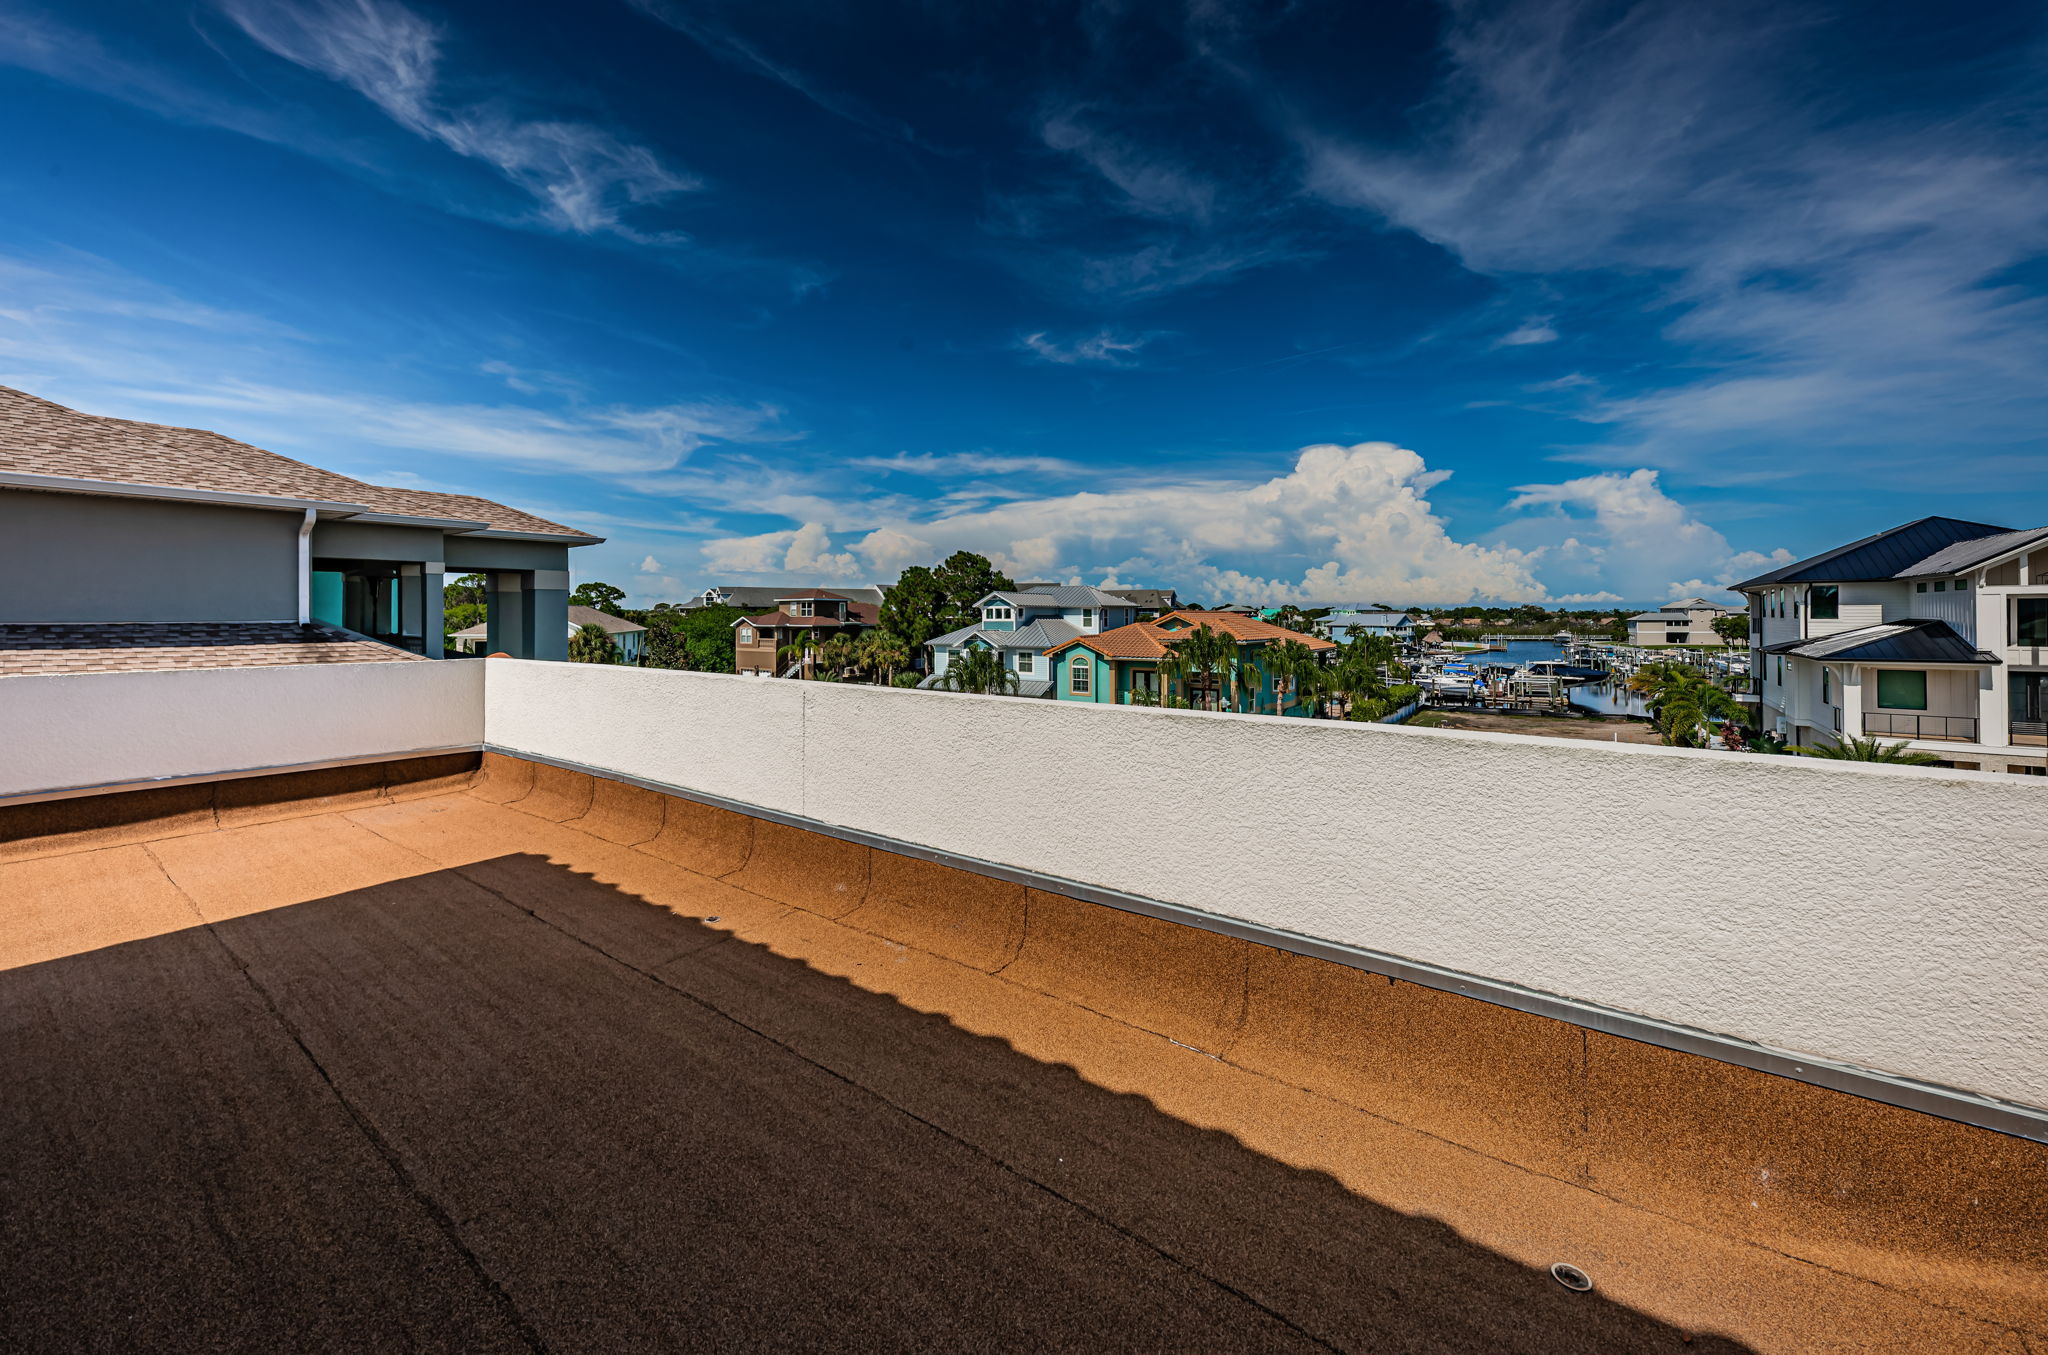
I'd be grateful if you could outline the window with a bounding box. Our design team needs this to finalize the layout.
[1809,585,1839,620]
[1954,578,1968,591]
[739,627,754,645]
[1821,668,1832,704]
[1015,652,1033,674]
[1666,633,1687,645]
[1776,657,1785,684]
[1069,655,1092,694]
[1933,581,1946,592]
[796,601,814,617]
[2018,598,2048,645]
[1082,609,1094,627]
[1876,670,1928,710]
[1916,581,1928,593]
[983,606,1012,622]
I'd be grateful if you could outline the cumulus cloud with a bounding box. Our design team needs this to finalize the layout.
[1506,468,1787,599]
[700,440,1551,603]
[638,554,664,573]
[219,0,698,237]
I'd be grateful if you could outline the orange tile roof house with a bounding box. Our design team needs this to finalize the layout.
[0,386,601,668]
[1043,610,1335,712]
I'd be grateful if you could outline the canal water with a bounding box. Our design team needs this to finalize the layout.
[1446,638,1652,718]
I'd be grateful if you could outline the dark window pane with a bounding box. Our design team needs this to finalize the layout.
[1876,670,1928,710]
[2018,599,2048,646]
[1810,585,1839,620]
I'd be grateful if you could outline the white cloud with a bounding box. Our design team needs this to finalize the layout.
[1019,328,1158,367]
[1298,0,2048,474]
[852,451,1085,477]
[218,0,698,237]
[1496,318,1558,347]
[1506,468,1785,599]
[638,554,664,573]
[700,440,1551,603]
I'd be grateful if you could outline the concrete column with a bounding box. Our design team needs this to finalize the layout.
[398,563,424,645]
[423,560,445,659]
[529,568,570,663]
[486,571,527,657]
[1980,665,2010,748]
[1840,666,1863,739]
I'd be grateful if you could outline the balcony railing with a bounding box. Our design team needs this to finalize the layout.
[1863,711,1978,742]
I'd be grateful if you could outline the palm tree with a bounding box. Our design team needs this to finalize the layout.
[1264,639,1324,716]
[1176,624,1240,711]
[568,623,618,665]
[1154,645,1195,709]
[1791,735,1942,765]
[857,633,909,686]
[1629,663,1744,747]
[935,646,1019,696]
[812,633,862,682]
[775,631,816,679]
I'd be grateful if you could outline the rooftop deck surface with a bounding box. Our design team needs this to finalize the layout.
[0,775,2032,1352]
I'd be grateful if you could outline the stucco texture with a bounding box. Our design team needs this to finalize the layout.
[483,661,2048,1111]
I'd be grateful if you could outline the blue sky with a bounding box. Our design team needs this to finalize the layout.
[5,0,2046,605]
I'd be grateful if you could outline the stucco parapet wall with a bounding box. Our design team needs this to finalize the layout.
[480,659,2048,1120]
[0,660,486,802]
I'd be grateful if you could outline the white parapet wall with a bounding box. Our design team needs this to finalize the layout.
[485,659,2048,1114]
[0,660,486,800]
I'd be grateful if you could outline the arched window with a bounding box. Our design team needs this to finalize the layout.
[1069,654,1092,695]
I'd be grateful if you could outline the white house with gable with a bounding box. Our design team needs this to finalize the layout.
[922,586,1140,696]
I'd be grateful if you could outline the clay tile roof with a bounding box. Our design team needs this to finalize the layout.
[0,622,427,676]
[1046,612,1337,662]
[0,385,593,539]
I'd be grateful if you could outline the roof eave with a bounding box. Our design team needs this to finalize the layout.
[0,469,374,517]
[449,527,605,545]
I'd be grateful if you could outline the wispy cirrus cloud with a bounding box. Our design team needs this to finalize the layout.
[217,0,699,238]
[1295,0,2048,477]
[851,450,1087,477]
[1018,327,1158,367]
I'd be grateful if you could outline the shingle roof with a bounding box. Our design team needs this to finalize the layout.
[0,385,594,540]
[733,603,879,629]
[1732,517,2017,589]
[0,622,426,676]
[1762,619,1998,665]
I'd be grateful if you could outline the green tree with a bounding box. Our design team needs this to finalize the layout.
[568,623,618,665]
[1154,646,1194,709]
[812,633,863,681]
[1790,735,1942,765]
[1270,605,1314,634]
[569,581,627,614]
[856,632,909,686]
[1628,663,1744,747]
[639,604,746,671]
[932,551,1016,633]
[934,646,1019,696]
[878,565,948,650]
[445,574,487,609]
[442,601,486,638]
[1264,639,1324,716]
[1711,613,1750,648]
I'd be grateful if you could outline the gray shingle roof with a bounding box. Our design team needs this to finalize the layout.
[0,621,425,676]
[1763,620,1998,665]
[926,619,1081,651]
[0,385,596,539]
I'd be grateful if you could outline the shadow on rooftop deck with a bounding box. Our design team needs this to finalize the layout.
[0,848,1745,1353]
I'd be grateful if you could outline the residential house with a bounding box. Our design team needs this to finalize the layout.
[1628,597,1741,647]
[1042,610,1336,714]
[1734,516,2048,773]
[922,586,1140,696]
[1104,587,1178,618]
[681,584,887,612]
[1321,610,1416,644]
[450,605,646,663]
[734,589,879,676]
[0,385,600,667]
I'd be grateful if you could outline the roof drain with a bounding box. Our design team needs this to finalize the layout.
[296,508,316,626]
[1550,1263,1594,1292]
